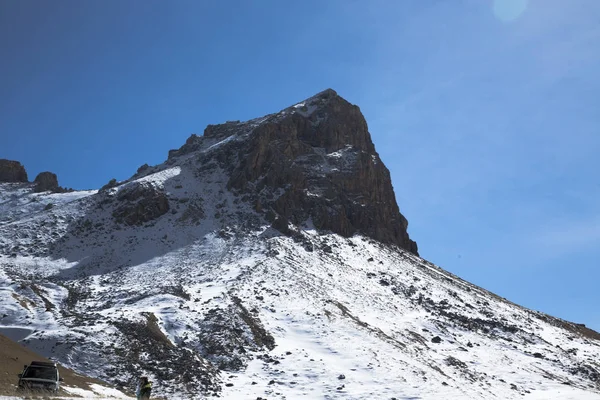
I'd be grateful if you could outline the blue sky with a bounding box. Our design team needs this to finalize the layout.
[1,0,599,330]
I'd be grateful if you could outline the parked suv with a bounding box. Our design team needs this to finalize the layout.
[18,361,61,392]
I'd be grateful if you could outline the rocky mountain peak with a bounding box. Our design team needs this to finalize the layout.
[0,159,28,183]
[165,89,418,254]
[223,89,418,254]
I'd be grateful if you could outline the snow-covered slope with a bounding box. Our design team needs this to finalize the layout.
[1,90,599,399]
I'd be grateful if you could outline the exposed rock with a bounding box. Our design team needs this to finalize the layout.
[112,182,170,225]
[223,89,418,254]
[113,314,220,394]
[165,90,417,254]
[0,159,28,182]
[33,171,61,192]
[100,178,119,191]
[168,133,204,159]
[197,297,275,371]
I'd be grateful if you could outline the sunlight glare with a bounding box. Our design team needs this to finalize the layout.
[493,0,528,22]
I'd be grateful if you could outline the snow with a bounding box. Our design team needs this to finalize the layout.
[0,383,134,399]
[292,101,319,117]
[133,166,181,187]
[3,212,599,398]
[62,384,133,398]
[1,115,600,399]
[205,134,238,152]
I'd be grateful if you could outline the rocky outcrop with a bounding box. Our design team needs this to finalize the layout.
[0,159,28,183]
[154,89,417,254]
[112,182,170,225]
[226,89,418,254]
[33,171,60,193]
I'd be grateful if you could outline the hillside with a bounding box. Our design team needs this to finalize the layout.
[0,89,599,399]
[0,333,130,398]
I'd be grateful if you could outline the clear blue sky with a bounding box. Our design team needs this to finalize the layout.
[1,0,599,330]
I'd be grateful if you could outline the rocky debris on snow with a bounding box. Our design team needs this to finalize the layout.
[197,297,275,371]
[112,314,221,396]
[100,178,119,191]
[0,159,28,182]
[112,182,170,225]
[570,364,600,384]
[177,199,206,224]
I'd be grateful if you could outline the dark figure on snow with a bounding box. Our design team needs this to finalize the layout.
[136,376,152,400]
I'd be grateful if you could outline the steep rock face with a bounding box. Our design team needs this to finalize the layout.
[33,171,60,193]
[226,89,418,254]
[0,159,28,183]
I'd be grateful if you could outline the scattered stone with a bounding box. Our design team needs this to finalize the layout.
[431,336,442,344]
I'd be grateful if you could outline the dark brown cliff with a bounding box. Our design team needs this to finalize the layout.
[0,159,28,183]
[225,89,418,254]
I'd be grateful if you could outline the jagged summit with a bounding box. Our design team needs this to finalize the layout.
[197,88,348,143]
[166,89,418,254]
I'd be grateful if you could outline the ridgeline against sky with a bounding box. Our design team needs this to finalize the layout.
[1,0,599,330]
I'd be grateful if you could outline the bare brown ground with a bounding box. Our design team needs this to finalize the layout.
[0,333,129,398]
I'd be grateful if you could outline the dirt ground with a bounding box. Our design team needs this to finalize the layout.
[0,333,125,398]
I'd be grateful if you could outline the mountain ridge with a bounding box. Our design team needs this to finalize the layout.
[0,90,599,399]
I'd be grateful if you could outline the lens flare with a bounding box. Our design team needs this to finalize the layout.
[493,0,528,22]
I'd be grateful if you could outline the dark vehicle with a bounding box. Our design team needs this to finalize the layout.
[18,361,61,392]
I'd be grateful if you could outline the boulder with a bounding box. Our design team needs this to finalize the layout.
[0,159,28,183]
[33,172,60,193]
